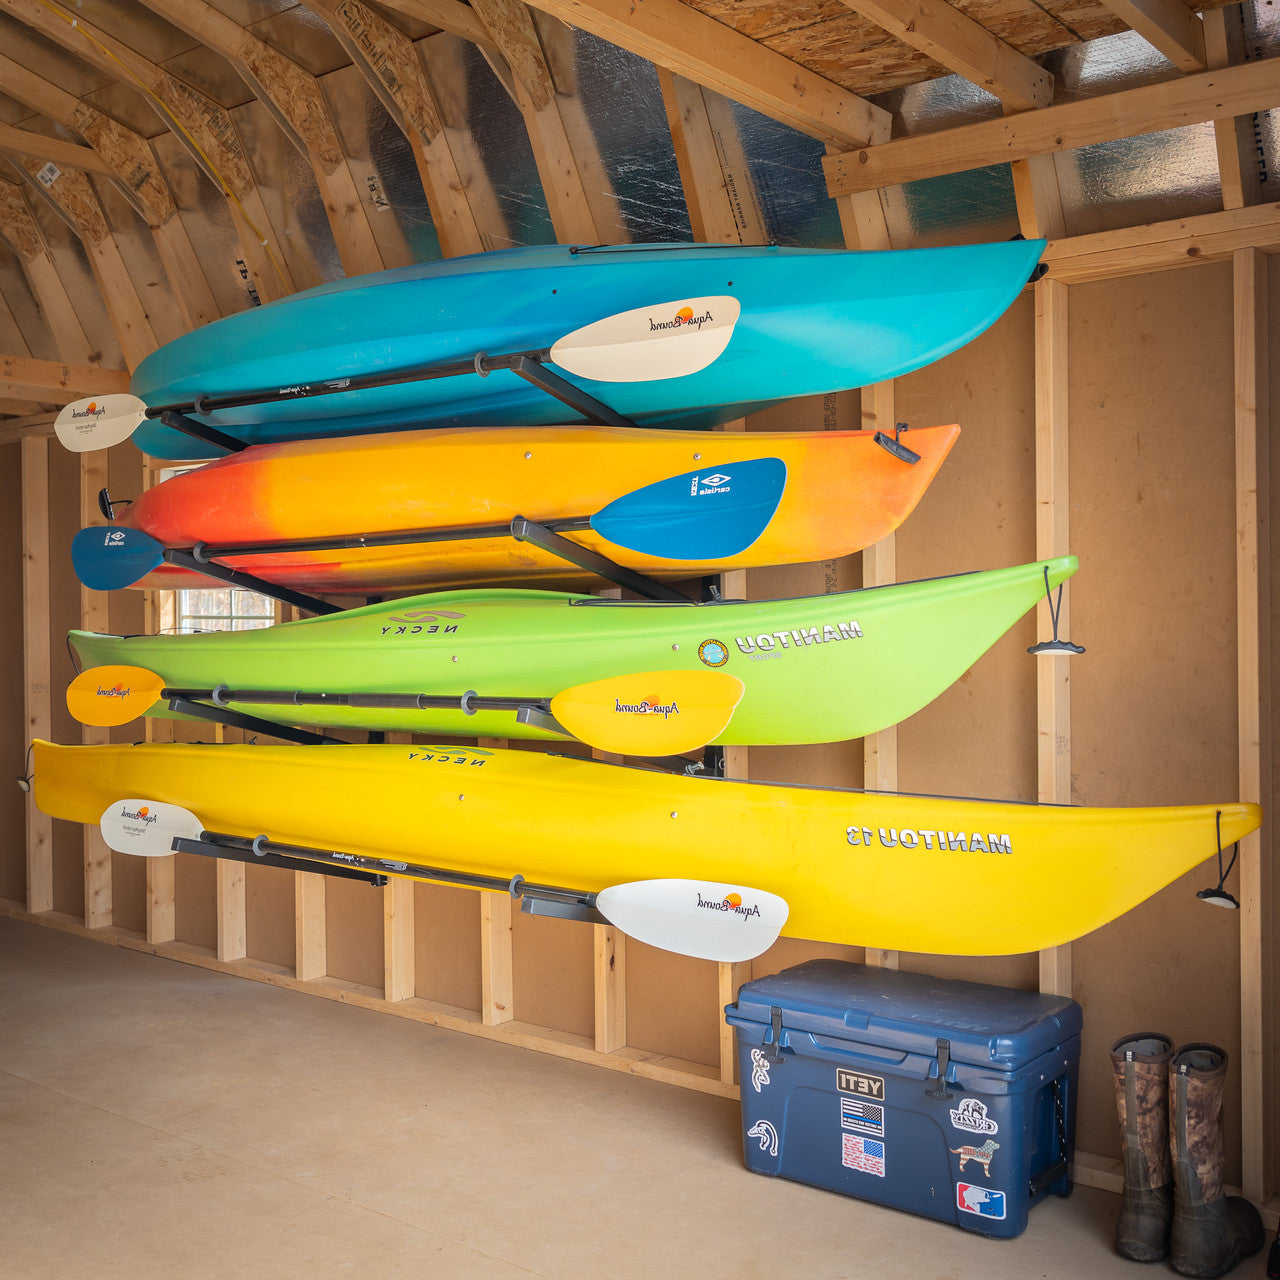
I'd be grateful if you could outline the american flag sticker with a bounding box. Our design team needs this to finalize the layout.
[840,1097,885,1137]
[841,1133,886,1177]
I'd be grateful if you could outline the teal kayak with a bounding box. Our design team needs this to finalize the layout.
[129,240,1045,459]
[69,556,1076,745]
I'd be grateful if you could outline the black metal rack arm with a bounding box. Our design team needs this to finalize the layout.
[166,695,345,745]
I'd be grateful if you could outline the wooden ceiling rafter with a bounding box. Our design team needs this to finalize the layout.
[0,53,219,331]
[132,0,386,277]
[0,353,128,403]
[833,0,1054,111]
[519,0,892,147]
[0,121,113,175]
[1092,0,1206,72]
[824,55,1280,196]
[1205,6,1265,211]
[306,0,493,257]
[0,0,297,301]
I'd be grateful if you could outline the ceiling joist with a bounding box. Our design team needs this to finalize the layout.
[0,354,128,403]
[0,122,112,175]
[1092,0,1206,73]
[824,55,1280,197]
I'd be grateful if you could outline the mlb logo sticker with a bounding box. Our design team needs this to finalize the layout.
[840,1097,885,1137]
[841,1134,885,1178]
[957,1182,1007,1220]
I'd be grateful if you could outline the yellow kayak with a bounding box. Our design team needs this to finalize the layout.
[32,740,1260,956]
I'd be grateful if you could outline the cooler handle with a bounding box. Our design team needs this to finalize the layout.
[924,1037,954,1100]
[1028,1075,1069,1198]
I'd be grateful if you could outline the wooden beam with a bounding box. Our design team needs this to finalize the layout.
[521,0,891,148]
[825,56,1280,197]
[384,876,415,1001]
[1035,277,1072,998]
[295,871,327,981]
[1043,201,1280,284]
[835,0,1053,111]
[1093,0,1205,73]
[718,960,751,1085]
[376,0,504,55]
[146,857,176,944]
[17,161,160,369]
[471,0,556,110]
[480,891,515,1025]
[21,435,52,916]
[135,0,385,278]
[0,179,99,364]
[0,355,128,403]
[593,925,626,1053]
[216,860,247,961]
[1205,6,1265,211]
[80,450,112,931]
[0,0,295,300]
[1233,246,1270,1202]
[0,120,112,175]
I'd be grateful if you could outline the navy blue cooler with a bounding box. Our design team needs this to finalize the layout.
[725,960,1082,1238]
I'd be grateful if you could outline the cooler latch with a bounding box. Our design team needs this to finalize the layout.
[925,1037,955,1100]
[765,1006,786,1064]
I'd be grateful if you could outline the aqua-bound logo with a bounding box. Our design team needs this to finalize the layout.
[96,683,130,699]
[614,698,679,718]
[70,401,108,421]
[118,805,157,825]
[649,306,714,332]
[696,891,761,921]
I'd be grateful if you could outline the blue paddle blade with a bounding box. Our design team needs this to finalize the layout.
[73,526,166,590]
[591,457,786,560]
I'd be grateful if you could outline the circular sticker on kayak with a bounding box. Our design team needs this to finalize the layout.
[698,639,729,668]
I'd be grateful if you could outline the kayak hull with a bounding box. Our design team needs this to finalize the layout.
[70,556,1077,746]
[122,423,960,595]
[129,240,1044,458]
[31,739,1261,956]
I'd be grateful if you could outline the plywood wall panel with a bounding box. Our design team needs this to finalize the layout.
[512,908,594,1037]
[111,853,146,935]
[414,882,483,1011]
[246,863,295,969]
[325,874,385,991]
[1067,263,1244,1173]
[174,850,218,950]
[626,943,720,1068]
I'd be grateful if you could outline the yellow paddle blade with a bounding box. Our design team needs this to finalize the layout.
[550,669,744,756]
[67,665,166,726]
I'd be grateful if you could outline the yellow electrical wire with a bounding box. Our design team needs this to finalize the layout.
[36,0,291,296]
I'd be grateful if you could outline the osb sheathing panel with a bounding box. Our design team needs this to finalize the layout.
[415,882,483,1011]
[1068,264,1243,1175]
[627,940,722,1068]
[246,862,296,970]
[0,441,24,904]
[512,908,594,1039]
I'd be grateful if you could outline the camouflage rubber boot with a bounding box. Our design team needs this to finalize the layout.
[1110,1032,1174,1261]
[1169,1044,1265,1278]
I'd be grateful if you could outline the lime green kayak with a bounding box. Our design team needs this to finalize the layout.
[69,556,1076,747]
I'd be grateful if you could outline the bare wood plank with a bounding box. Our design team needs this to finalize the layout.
[1011,154,1067,241]
[21,435,52,915]
[1042,201,1280,284]
[824,56,1280,197]
[472,0,556,110]
[384,876,415,1001]
[295,871,327,981]
[659,71,739,244]
[835,0,1053,110]
[217,860,247,962]
[377,0,504,54]
[0,355,128,401]
[80,450,113,930]
[593,925,627,1053]
[1233,246,1269,1203]
[521,0,891,148]
[1034,277,1072,998]
[718,960,751,1085]
[146,858,176,944]
[0,121,112,174]
[480,891,515,1025]
[516,82,606,243]
[1095,0,1206,71]
[1205,7,1264,211]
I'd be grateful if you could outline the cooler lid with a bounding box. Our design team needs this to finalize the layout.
[732,960,1082,1070]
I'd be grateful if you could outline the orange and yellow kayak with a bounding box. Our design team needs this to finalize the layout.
[119,423,959,595]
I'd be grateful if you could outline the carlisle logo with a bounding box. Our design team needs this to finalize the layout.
[118,805,156,825]
[696,891,761,921]
[689,472,732,497]
[649,306,715,333]
[614,697,679,719]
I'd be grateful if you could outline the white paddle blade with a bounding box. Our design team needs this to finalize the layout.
[55,394,148,452]
[99,799,202,857]
[551,296,741,383]
[597,879,788,963]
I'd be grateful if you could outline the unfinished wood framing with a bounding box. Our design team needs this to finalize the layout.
[824,56,1280,197]
[1205,7,1265,212]
[1233,247,1270,1202]
[21,435,52,916]
[384,877,416,1002]
[0,356,127,404]
[1094,0,1206,72]
[295,871,328,982]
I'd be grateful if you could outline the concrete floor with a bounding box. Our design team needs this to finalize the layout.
[1,915,1154,1280]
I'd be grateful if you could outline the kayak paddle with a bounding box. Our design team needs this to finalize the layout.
[69,665,746,756]
[71,457,786,592]
[54,295,741,452]
[98,797,788,963]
